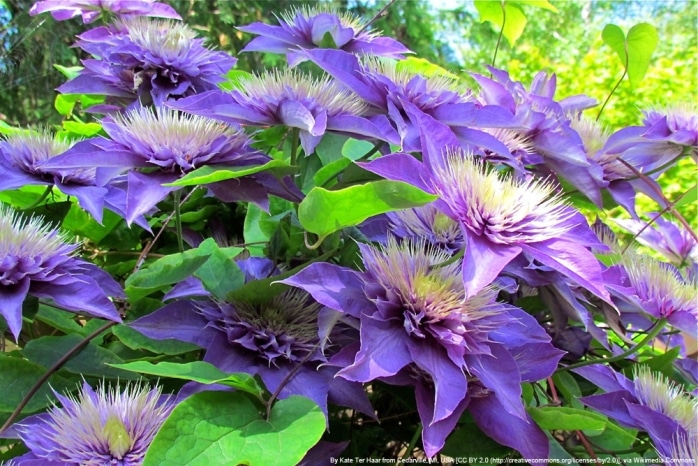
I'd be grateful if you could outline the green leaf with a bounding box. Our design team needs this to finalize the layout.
[108,361,264,398]
[313,158,352,188]
[602,23,659,87]
[111,325,199,356]
[125,248,212,298]
[513,0,557,12]
[193,242,245,300]
[396,56,461,81]
[552,372,584,409]
[0,354,75,413]
[341,138,375,161]
[674,183,698,209]
[143,392,324,466]
[0,120,31,136]
[587,422,638,450]
[528,406,607,435]
[55,94,78,116]
[219,69,254,91]
[315,133,348,165]
[474,0,527,47]
[298,181,437,239]
[22,335,139,379]
[164,160,295,187]
[62,121,103,137]
[53,64,83,80]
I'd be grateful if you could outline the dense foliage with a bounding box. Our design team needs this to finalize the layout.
[0,1,696,465]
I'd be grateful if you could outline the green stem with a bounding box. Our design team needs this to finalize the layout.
[430,248,464,270]
[25,185,53,209]
[490,2,506,70]
[559,318,667,372]
[289,127,300,167]
[397,424,423,466]
[173,190,184,253]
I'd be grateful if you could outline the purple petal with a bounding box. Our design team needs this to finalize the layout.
[30,277,122,323]
[571,365,636,394]
[578,391,638,428]
[129,301,213,347]
[0,278,31,340]
[358,153,434,194]
[469,393,550,461]
[56,182,107,224]
[416,383,470,458]
[626,403,686,458]
[279,262,372,318]
[462,232,522,298]
[125,171,178,225]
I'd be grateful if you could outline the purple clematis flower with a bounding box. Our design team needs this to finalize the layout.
[4,381,174,466]
[0,130,110,222]
[281,238,564,458]
[167,69,399,155]
[642,103,698,158]
[29,0,181,24]
[129,257,373,419]
[615,214,698,270]
[0,203,123,340]
[573,365,697,460]
[472,68,607,206]
[41,107,281,226]
[238,6,410,66]
[302,49,518,154]
[361,109,612,302]
[605,251,697,339]
[59,17,235,110]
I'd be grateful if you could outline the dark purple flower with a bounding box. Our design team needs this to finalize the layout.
[0,130,109,222]
[29,0,181,24]
[574,365,697,460]
[0,203,123,340]
[281,238,563,458]
[238,6,410,66]
[59,17,235,109]
[303,49,517,154]
[168,69,398,155]
[7,381,174,465]
[42,107,273,225]
[361,111,611,302]
[129,258,373,419]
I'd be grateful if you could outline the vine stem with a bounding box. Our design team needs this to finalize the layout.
[357,0,398,35]
[596,69,626,122]
[173,190,184,253]
[490,2,506,70]
[134,187,197,272]
[616,157,698,243]
[559,318,667,372]
[0,320,118,435]
[264,341,321,421]
[24,185,53,210]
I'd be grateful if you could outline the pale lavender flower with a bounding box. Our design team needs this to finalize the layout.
[281,238,563,458]
[168,68,398,155]
[29,0,181,24]
[387,204,464,252]
[8,381,174,465]
[0,130,109,222]
[642,103,698,159]
[0,203,123,340]
[41,107,279,226]
[59,17,235,109]
[238,6,410,66]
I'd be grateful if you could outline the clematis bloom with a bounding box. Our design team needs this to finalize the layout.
[0,203,123,340]
[29,0,181,24]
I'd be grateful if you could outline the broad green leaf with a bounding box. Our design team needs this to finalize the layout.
[313,158,352,187]
[53,64,83,80]
[513,0,557,12]
[396,56,461,81]
[474,0,527,47]
[442,414,511,459]
[219,69,254,91]
[674,183,698,209]
[62,206,122,244]
[602,23,658,87]
[0,354,74,413]
[193,243,245,300]
[164,160,294,187]
[552,371,584,409]
[125,248,211,290]
[108,361,264,398]
[62,121,103,137]
[23,335,138,379]
[341,138,375,161]
[22,201,72,229]
[586,422,638,450]
[111,325,200,356]
[55,94,78,116]
[528,406,607,435]
[143,392,324,466]
[315,133,348,165]
[0,120,31,136]
[298,181,437,239]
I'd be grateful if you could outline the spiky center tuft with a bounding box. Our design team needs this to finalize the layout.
[111,107,248,171]
[280,6,377,40]
[3,131,72,172]
[634,366,698,433]
[123,17,198,60]
[389,205,463,249]
[569,115,610,157]
[238,69,368,117]
[363,237,500,325]
[0,203,75,260]
[432,149,574,244]
[623,252,697,317]
[643,103,698,134]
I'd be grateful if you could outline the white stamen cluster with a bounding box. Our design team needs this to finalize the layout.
[432,149,574,244]
[569,115,610,158]
[643,103,698,134]
[363,56,468,99]
[111,107,246,169]
[389,205,462,248]
[280,6,378,40]
[363,237,500,323]
[483,127,536,156]
[3,130,72,172]
[0,203,74,260]
[238,69,368,117]
[623,251,697,317]
[123,17,198,60]
[634,366,698,433]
